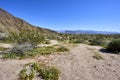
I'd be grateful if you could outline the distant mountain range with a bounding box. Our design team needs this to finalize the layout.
[58,30,120,34]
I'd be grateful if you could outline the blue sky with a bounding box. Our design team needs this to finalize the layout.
[0,0,120,32]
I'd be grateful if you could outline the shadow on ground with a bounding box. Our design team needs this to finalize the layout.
[99,48,119,55]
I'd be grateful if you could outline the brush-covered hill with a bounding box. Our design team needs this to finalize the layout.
[0,8,56,34]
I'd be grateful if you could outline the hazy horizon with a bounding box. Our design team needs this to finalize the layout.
[0,0,120,32]
[54,30,120,34]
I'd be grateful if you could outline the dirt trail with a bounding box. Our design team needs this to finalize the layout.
[0,59,35,80]
[50,44,120,80]
[0,44,120,80]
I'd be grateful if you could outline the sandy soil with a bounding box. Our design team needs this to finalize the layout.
[0,58,35,80]
[0,43,12,48]
[0,44,120,80]
[49,44,120,80]
[37,40,59,47]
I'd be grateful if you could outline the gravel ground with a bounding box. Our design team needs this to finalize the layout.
[49,44,120,80]
[0,59,35,80]
[0,44,120,80]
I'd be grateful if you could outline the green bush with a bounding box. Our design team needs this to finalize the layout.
[3,53,17,59]
[19,68,28,79]
[19,68,35,80]
[69,39,84,43]
[56,46,69,52]
[0,47,8,51]
[93,53,103,60]
[28,46,56,55]
[106,39,120,53]
[7,31,45,45]
[19,63,60,80]
[3,31,45,59]
[89,39,105,46]
[3,46,56,59]
[40,67,60,80]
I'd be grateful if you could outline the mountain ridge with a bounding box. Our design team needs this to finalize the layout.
[0,8,56,34]
[58,30,120,34]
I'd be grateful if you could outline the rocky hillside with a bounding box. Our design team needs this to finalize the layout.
[0,8,56,34]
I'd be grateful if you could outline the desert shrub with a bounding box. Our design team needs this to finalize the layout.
[3,31,45,59]
[3,53,17,59]
[19,68,35,80]
[3,46,59,59]
[19,63,60,80]
[3,43,34,59]
[106,39,120,53]
[29,46,56,55]
[69,38,85,43]
[89,39,106,46]
[40,67,60,80]
[93,53,103,60]
[10,43,33,54]
[3,52,28,59]
[7,31,45,45]
[19,68,28,79]
[0,47,8,51]
[44,40,51,44]
[56,46,69,52]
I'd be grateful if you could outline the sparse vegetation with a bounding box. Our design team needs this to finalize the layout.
[89,38,106,46]
[3,46,54,59]
[7,31,45,45]
[3,46,69,59]
[56,34,120,47]
[0,47,8,51]
[69,38,85,43]
[26,46,56,56]
[56,46,69,52]
[19,63,60,80]
[3,53,17,59]
[93,53,104,60]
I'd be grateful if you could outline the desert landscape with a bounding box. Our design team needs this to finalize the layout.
[0,41,120,80]
[0,0,120,80]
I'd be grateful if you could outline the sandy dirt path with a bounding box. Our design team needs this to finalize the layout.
[50,44,120,80]
[0,59,35,80]
[0,44,120,80]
